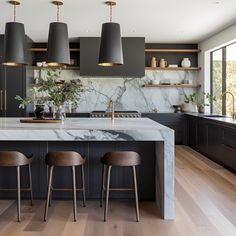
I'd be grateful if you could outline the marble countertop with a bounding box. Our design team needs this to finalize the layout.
[0,118,174,141]
[185,113,236,126]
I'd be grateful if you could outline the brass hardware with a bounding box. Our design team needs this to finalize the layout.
[0,90,2,111]
[109,100,115,121]
[4,90,7,111]
[221,91,235,119]
[105,1,117,22]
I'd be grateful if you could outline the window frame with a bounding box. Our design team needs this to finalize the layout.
[210,42,236,114]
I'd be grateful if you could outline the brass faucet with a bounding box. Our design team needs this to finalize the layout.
[221,91,235,119]
[109,100,115,121]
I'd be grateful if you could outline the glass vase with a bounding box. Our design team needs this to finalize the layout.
[53,105,66,120]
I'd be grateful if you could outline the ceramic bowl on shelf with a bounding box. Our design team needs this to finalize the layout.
[36,62,43,67]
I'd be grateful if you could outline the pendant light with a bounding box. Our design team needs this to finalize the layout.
[3,0,27,66]
[47,0,70,67]
[98,0,123,67]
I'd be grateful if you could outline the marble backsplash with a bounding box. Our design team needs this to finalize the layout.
[33,69,199,113]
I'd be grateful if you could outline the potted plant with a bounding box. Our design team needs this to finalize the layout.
[15,87,47,119]
[36,70,82,120]
[182,93,198,112]
[198,92,216,113]
[15,69,83,120]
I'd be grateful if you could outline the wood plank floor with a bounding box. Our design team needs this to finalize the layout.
[0,145,236,236]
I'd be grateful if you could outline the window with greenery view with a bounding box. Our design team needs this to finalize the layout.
[211,43,236,116]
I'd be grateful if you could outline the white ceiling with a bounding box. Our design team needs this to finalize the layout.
[0,0,236,43]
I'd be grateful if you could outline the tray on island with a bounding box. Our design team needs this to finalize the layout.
[20,118,63,123]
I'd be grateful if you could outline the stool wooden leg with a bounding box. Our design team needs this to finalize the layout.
[132,166,140,222]
[44,166,54,222]
[100,164,106,207]
[81,165,86,207]
[104,165,111,222]
[16,166,21,222]
[72,166,77,222]
[28,163,33,206]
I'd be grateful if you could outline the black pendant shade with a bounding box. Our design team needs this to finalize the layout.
[98,22,123,67]
[47,22,70,67]
[3,22,27,66]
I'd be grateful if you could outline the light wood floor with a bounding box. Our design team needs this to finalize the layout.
[0,145,236,236]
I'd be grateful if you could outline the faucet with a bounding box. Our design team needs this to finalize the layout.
[109,100,115,121]
[221,91,235,119]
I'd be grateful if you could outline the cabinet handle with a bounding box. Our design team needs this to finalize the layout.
[4,90,7,111]
[0,90,2,111]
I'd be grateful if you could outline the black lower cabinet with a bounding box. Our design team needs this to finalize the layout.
[0,141,155,200]
[142,113,186,144]
[186,115,236,173]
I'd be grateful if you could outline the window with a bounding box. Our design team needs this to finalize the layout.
[211,42,236,115]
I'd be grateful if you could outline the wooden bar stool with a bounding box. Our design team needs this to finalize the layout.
[0,151,33,222]
[44,151,86,222]
[100,151,141,222]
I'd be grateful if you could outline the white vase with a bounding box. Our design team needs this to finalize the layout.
[181,58,191,68]
[182,103,197,112]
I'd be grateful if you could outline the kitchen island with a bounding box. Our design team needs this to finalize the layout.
[0,117,174,220]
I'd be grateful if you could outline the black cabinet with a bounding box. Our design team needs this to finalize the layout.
[0,66,27,117]
[186,115,236,173]
[196,119,208,154]
[142,113,185,144]
[188,117,197,149]
[0,35,33,117]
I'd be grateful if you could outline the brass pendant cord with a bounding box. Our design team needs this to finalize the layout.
[57,4,60,22]
[13,3,16,22]
[109,4,112,22]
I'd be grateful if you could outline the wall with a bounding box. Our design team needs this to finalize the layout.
[198,23,236,93]
[34,69,198,113]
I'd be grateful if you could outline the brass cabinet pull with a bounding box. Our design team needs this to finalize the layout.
[4,90,7,111]
[0,90,2,111]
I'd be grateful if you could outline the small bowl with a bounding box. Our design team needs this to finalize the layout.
[36,62,43,67]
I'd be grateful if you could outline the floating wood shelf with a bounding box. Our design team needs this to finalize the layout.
[29,48,80,52]
[145,67,201,71]
[143,84,201,88]
[145,49,201,53]
[29,48,200,53]
[30,66,80,70]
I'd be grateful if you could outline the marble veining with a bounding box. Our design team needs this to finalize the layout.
[33,69,199,112]
[0,118,172,141]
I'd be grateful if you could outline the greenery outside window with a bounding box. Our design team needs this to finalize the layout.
[211,42,236,115]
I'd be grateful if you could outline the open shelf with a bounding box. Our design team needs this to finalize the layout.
[145,48,201,53]
[30,66,80,70]
[29,48,200,53]
[143,84,201,88]
[145,67,201,71]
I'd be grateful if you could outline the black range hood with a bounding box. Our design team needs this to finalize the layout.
[80,37,145,77]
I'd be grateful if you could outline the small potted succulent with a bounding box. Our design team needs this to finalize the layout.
[182,93,198,112]
[197,92,216,113]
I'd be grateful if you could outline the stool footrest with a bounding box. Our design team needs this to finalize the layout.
[0,188,31,192]
[51,188,83,192]
[103,188,134,191]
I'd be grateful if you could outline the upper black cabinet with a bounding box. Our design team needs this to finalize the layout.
[80,37,145,77]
